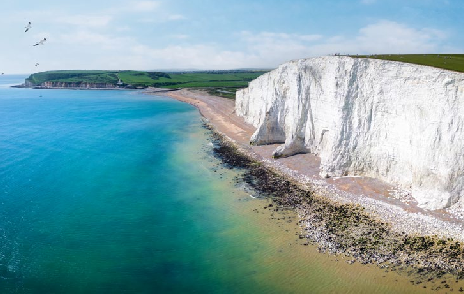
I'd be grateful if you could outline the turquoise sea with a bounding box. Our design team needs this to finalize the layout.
[0,75,428,293]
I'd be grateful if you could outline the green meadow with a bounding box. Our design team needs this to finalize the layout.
[27,70,120,85]
[353,54,464,73]
[26,70,269,99]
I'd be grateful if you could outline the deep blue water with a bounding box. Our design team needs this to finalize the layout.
[0,76,256,293]
[0,75,429,294]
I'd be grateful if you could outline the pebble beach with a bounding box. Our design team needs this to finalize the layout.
[163,88,464,284]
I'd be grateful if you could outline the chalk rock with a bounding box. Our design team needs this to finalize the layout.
[236,56,464,210]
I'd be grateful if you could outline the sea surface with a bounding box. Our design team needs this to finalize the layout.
[0,75,431,293]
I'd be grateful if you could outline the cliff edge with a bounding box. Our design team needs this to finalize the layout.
[236,56,464,210]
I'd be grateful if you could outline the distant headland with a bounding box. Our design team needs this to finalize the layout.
[13,69,269,99]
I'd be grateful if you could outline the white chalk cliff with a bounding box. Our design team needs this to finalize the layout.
[236,56,464,210]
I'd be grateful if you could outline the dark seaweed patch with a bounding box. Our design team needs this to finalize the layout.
[207,125,464,287]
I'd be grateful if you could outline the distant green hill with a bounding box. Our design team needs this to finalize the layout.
[352,54,464,73]
[25,70,269,99]
[27,70,120,85]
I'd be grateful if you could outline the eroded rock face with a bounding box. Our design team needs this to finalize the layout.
[40,82,116,88]
[236,56,464,210]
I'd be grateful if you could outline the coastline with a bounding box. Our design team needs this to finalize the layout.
[162,88,464,282]
[165,89,464,240]
[12,84,179,92]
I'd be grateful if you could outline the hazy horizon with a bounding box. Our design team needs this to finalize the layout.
[1,0,463,74]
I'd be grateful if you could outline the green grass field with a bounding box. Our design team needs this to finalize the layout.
[27,70,120,85]
[26,70,268,98]
[352,54,464,73]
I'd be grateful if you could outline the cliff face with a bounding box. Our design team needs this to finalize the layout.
[236,56,464,210]
[38,81,116,89]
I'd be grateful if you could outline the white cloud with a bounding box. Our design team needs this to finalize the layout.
[122,20,450,70]
[354,20,447,54]
[299,35,324,42]
[138,14,186,23]
[102,1,162,16]
[130,1,161,12]
[168,14,186,21]
[241,31,322,43]
[138,18,157,23]
[3,16,452,73]
[115,26,132,32]
[59,31,135,49]
[55,15,112,28]
[239,20,449,61]
[129,44,248,69]
[170,34,189,39]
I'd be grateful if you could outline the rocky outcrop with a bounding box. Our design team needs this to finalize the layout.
[24,80,34,88]
[37,81,117,89]
[236,56,464,210]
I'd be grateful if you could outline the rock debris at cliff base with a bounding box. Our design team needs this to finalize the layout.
[208,126,464,285]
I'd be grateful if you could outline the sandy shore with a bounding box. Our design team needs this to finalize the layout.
[164,89,464,242]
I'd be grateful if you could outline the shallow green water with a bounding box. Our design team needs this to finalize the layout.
[0,76,440,293]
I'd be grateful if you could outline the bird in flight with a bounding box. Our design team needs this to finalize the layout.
[35,63,40,67]
[33,38,47,46]
[25,22,32,32]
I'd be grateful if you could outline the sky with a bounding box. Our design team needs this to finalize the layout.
[0,0,463,74]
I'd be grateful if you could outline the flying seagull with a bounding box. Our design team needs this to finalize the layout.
[35,63,39,67]
[33,38,46,46]
[25,22,32,32]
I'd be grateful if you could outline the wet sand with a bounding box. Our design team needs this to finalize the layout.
[164,89,464,241]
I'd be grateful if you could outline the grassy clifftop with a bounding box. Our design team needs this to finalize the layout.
[27,70,120,85]
[26,70,269,98]
[352,54,464,73]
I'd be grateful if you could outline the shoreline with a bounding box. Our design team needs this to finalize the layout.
[164,89,464,241]
[209,130,464,283]
[12,85,179,92]
[162,89,464,282]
